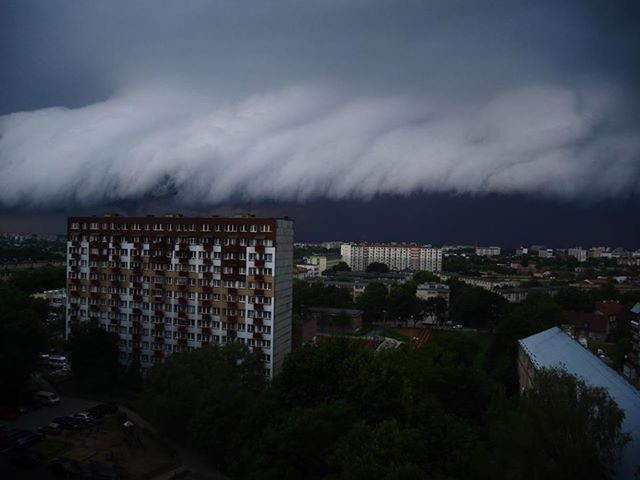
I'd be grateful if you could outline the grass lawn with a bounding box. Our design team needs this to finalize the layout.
[33,438,73,460]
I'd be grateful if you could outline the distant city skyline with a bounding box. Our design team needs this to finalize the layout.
[1,193,638,248]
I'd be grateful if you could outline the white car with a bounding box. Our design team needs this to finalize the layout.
[71,411,94,423]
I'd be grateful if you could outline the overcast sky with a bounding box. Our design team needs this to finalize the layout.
[0,0,638,244]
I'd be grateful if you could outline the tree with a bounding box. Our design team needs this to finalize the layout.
[143,343,265,467]
[495,367,630,480]
[447,280,509,329]
[9,266,66,294]
[412,271,440,284]
[327,261,351,272]
[66,323,121,392]
[556,287,594,312]
[366,262,389,273]
[422,297,448,324]
[387,285,420,324]
[0,285,46,403]
[356,282,388,324]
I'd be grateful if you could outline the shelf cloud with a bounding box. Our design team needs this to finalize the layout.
[0,0,638,210]
[1,83,638,208]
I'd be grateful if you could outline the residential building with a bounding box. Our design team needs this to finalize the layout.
[65,214,293,378]
[568,247,588,263]
[416,283,450,305]
[565,301,625,344]
[518,327,640,479]
[340,243,442,272]
[475,246,501,257]
[307,253,341,273]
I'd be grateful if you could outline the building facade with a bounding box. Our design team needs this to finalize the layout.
[475,246,501,256]
[416,283,450,305]
[568,247,587,263]
[340,243,442,272]
[65,214,293,378]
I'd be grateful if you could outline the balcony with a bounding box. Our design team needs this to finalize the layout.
[178,325,187,333]
[202,313,212,320]
[254,303,263,311]
[253,317,263,325]
[253,332,263,340]
[154,336,164,344]
[202,327,212,335]
[154,350,164,358]
[227,329,237,338]
[110,306,120,313]
[133,295,143,302]
[178,311,186,319]
[132,308,142,315]
[254,289,265,296]
[154,323,164,331]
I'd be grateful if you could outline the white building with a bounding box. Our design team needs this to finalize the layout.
[66,215,293,378]
[568,247,588,263]
[340,243,442,272]
[475,246,501,256]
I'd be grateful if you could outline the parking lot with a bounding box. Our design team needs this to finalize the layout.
[0,396,99,432]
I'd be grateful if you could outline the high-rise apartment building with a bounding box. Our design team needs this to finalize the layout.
[66,214,293,378]
[340,243,442,272]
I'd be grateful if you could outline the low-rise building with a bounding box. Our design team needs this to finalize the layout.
[416,283,450,305]
[568,247,588,263]
[307,254,341,273]
[475,246,501,257]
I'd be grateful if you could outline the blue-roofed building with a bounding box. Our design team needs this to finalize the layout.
[624,303,640,385]
[518,327,640,479]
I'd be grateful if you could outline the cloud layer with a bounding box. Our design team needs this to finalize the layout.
[1,83,638,209]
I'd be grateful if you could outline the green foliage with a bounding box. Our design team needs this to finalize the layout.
[356,282,388,323]
[66,323,122,392]
[0,285,46,403]
[9,266,66,293]
[387,285,420,322]
[422,296,448,324]
[448,280,509,329]
[494,367,629,480]
[326,261,351,272]
[366,262,389,273]
[293,280,354,313]
[485,293,563,392]
[556,286,594,312]
[412,271,440,284]
[143,343,265,466]
[0,239,65,262]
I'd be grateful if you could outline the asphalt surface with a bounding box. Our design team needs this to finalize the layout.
[0,396,99,431]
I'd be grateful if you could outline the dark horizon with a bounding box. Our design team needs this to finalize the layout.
[1,192,638,249]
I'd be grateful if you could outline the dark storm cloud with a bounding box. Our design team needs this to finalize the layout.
[0,0,638,209]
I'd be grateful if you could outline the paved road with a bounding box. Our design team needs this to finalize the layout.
[0,396,99,432]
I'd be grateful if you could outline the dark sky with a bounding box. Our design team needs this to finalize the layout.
[0,1,639,246]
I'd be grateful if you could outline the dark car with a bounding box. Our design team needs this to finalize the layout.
[87,402,118,418]
[8,447,44,469]
[53,416,82,430]
[0,429,31,451]
[14,431,43,448]
[47,457,83,477]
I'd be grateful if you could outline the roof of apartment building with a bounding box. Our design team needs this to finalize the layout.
[518,327,640,479]
[631,303,640,315]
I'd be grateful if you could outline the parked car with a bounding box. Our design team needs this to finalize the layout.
[71,411,95,423]
[13,431,43,448]
[38,422,62,436]
[35,391,60,406]
[48,457,83,477]
[48,355,69,369]
[87,402,118,418]
[53,416,81,430]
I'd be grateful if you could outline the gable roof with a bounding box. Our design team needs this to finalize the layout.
[519,327,640,479]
